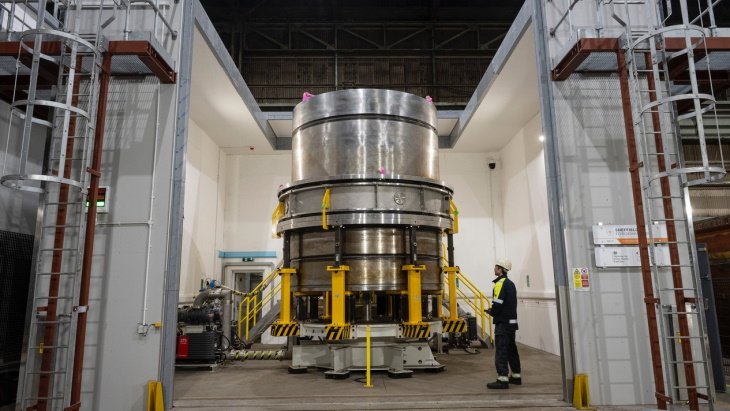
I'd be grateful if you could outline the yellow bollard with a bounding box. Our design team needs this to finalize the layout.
[365,325,374,388]
[572,373,596,410]
[146,380,164,411]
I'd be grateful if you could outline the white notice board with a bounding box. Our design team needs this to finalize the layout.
[594,245,671,267]
[592,224,668,245]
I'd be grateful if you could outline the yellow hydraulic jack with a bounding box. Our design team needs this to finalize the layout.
[270,268,300,337]
[441,266,467,333]
[325,265,351,340]
[402,264,431,339]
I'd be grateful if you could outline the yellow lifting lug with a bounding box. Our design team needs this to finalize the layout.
[321,187,332,230]
[271,201,285,238]
[448,199,459,234]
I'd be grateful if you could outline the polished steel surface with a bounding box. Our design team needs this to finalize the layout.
[279,89,453,296]
[290,228,441,292]
[277,213,453,233]
[291,89,439,182]
[292,89,436,130]
[295,259,441,292]
[292,119,439,182]
[277,180,451,233]
[278,174,453,193]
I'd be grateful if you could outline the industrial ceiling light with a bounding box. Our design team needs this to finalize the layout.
[538,135,545,142]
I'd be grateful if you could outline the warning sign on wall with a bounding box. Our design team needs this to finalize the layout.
[573,268,590,291]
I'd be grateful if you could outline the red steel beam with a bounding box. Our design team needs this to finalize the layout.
[108,40,176,84]
[617,49,670,411]
[551,38,619,81]
[552,37,730,81]
[66,52,112,411]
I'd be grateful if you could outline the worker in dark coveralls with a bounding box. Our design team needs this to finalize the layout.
[485,258,521,389]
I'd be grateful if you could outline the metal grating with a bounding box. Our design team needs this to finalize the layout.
[0,230,34,407]
[110,54,156,76]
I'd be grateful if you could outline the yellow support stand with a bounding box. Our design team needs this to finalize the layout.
[572,374,596,410]
[146,380,164,411]
[403,264,425,324]
[278,268,296,323]
[443,266,459,320]
[326,265,350,340]
[441,266,468,334]
[402,264,431,338]
[270,268,300,337]
[364,325,374,388]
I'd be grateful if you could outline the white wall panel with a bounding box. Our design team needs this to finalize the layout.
[179,120,226,300]
[499,114,559,355]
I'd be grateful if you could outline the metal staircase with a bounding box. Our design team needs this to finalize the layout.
[612,0,726,409]
[237,262,283,346]
[243,301,281,346]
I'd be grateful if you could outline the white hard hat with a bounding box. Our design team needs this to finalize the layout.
[495,258,512,271]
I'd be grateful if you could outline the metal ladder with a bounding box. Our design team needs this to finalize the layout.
[614,0,726,409]
[0,1,107,409]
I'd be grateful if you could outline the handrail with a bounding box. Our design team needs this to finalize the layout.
[242,282,281,340]
[440,244,493,342]
[443,273,493,342]
[237,261,283,340]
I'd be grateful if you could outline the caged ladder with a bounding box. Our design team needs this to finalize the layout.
[612,0,726,409]
[0,1,108,409]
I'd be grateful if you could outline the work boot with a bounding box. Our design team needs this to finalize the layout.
[487,378,509,389]
[509,376,522,385]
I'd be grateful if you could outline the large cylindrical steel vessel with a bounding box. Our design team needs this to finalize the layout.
[277,89,454,315]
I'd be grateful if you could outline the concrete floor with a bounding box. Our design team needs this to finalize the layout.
[174,342,730,410]
[174,343,565,410]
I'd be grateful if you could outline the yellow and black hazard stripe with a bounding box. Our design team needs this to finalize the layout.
[325,325,351,340]
[270,322,300,337]
[402,323,431,339]
[442,318,467,333]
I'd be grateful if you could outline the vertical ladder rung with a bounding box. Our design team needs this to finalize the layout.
[31,320,72,325]
[663,335,702,340]
[667,360,708,364]
[42,225,81,229]
[29,345,69,350]
[659,287,697,291]
[38,248,78,252]
[668,385,710,390]
[662,311,699,316]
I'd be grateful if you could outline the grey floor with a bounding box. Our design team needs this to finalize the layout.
[174,343,567,410]
[173,342,730,410]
